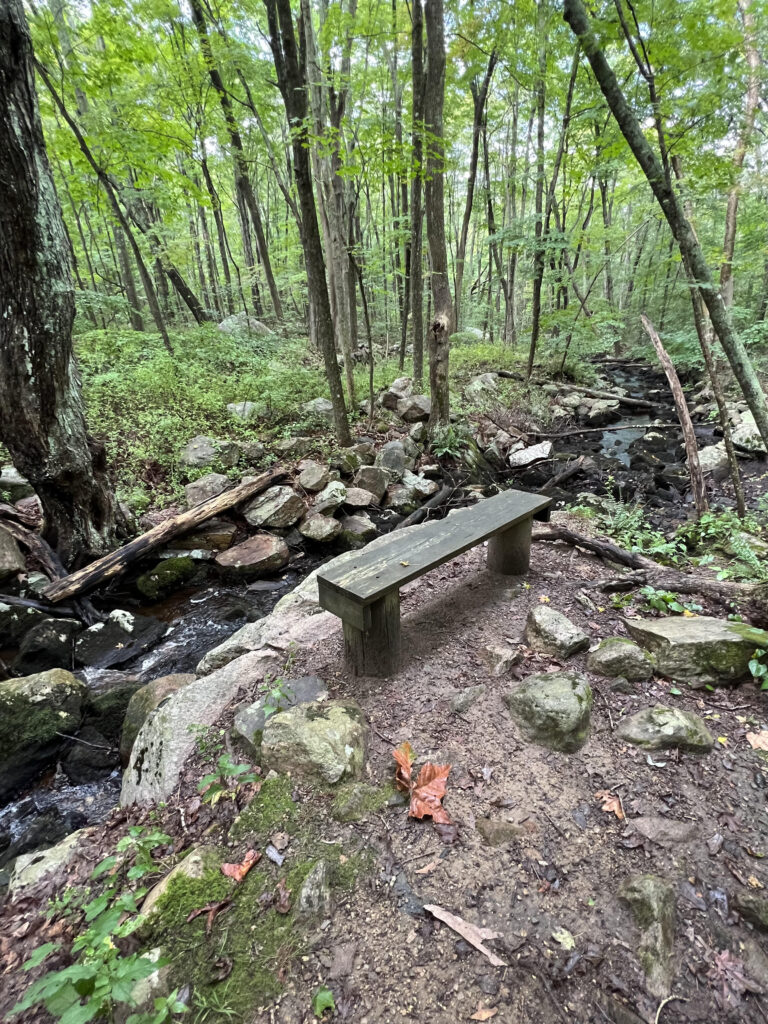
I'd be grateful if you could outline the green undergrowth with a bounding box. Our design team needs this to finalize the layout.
[145,774,375,1021]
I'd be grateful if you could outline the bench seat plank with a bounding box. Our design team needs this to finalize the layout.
[318,489,550,609]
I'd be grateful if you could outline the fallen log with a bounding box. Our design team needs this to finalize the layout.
[538,455,585,494]
[42,467,286,603]
[533,522,768,619]
[554,382,660,410]
[396,483,456,530]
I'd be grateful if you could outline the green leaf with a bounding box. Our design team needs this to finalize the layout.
[669,686,682,696]
[312,986,336,1018]
[22,942,61,970]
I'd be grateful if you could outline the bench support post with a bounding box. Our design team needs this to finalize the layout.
[342,591,400,677]
[486,516,532,575]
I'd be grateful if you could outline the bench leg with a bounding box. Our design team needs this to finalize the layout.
[486,517,532,575]
[343,591,401,677]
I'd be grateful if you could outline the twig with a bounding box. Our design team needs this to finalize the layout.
[55,731,113,751]
[655,995,687,1024]
[372,725,397,746]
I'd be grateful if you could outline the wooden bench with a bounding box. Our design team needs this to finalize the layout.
[317,488,551,677]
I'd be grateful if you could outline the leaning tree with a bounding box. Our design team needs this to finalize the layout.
[0,0,115,566]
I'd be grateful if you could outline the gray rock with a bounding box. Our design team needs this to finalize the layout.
[525,605,589,659]
[631,816,698,845]
[120,673,196,766]
[625,615,767,687]
[353,465,389,501]
[587,638,653,681]
[384,483,418,514]
[9,828,91,898]
[12,618,83,675]
[331,449,362,475]
[402,469,439,499]
[375,440,409,482]
[0,465,35,502]
[508,441,553,469]
[0,526,24,581]
[298,514,341,543]
[241,440,266,463]
[298,461,330,492]
[302,397,335,421]
[214,534,289,578]
[136,556,197,600]
[619,874,676,998]
[586,399,620,425]
[233,676,328,761]
[227,400,264,422]
[180,435,240,469]
[396,394,431,423]
[476,818,526,846]
[261,699,368,784]
[732,411,766,454]
[184,472,231,507]
[171,519,237,552]
[243,485,305,528]
[0,669,87,802]
[313,480,347,515]
[74,611,165,669]
[296,859,333,921]
[478,644,520,677]
[451,684,486,714]
[217,313,272,336]
[695,443,730,477]
[733,891,768,932]
[339,514,377,548]
[504,671,592,752]
[617,706,714,753]
[351,442,376,465]
[343,487,377,509]
[274,436,313,458]
[381,377,412,410]
[63,725,117,783]
[465,373,499,401]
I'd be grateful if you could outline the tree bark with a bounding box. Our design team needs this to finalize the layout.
[410,0,426,385]
[424,0,453,426]
[264,0,351,446]
[0,0,116,566]
[564,0,768,451]
[526,1,548,380]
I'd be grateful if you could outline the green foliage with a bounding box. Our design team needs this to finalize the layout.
[261,643,299,719]
[638,586,703,616]
[572,491,684,564]
[9,827,180,1024]
[430,424,470,459]
[187,724,225,760]
[676,508,768,582]
[311,986,336,1018]
[748,648,768,690]
[197,754,259,806]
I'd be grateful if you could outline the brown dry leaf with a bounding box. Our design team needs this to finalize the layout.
[595,789,624,820]
[393,740,416,792]
[746,732,768,751]
[185,898,232,936]
[275,877,292,914]
[221,849,261,883]
[470,1007,498,1021]
[415,859,439,875]
[423,904,507,967]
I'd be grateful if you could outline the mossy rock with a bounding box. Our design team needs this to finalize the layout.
[331,781,396,822]
[503,671,592,753]
[617,706,714,753]
[86,683,143,743]
[136,556,197,601]
[229,774,298,842]
[587,638,654,682]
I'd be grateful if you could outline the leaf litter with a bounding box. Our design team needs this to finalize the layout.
[393,741,456,840]
[221,849,261,882]
[423,904,507,967]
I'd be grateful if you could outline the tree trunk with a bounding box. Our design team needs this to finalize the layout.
[114,226,144,330]
[410,0,426,385]
[564,0,768,451]
[264,0,351,447]
[0,0,116,566]
[526,1,548,380]
[424,0,453,426]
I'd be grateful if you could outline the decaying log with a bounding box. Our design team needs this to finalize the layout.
[641,313,708,516]
[396,483,456,530]
[42,467,286,603]
[538,455,585,494]
[534,522,768,620]
[552,382,660,411]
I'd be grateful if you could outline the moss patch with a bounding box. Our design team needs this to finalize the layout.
[229,775,297,842]
[331,782,396,822]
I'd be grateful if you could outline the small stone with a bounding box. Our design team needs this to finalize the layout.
[343,487,378,509]
[631,816,698,845]
[619,874,675,998]
[180,435,239,469]
[478,976,500,997]
[9,828,91,898]
[298,514,341,543]
[215,534,289,578]
[451,684,486,714]
[243,485,305,528]
[184,473,231,508]
[525,605,589,659]
[353,466,389,502]
[478,644,520,677]
[261,699,367,784]
[476,818,525,846]
[227,400,265,422]
[298,461,330,492]
[351,442,376,465]
[504,671,592,753]
[297,860,333,921]
[401,470,439,499]
[313,481,347,515]
[396,394,431,423]
[375,440,409,482]
[339,514,377,548]
[587,638,654,681]
[302,397,335,421]
[409,422,427,444]
[617,706,714,753]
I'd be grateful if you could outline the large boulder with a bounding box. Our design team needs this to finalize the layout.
[9,828,91,899]
[625,615,768,687]
[302,397,335,422]
[217,313,272,336]
[503,671,592,753]
[384,483,418,514]
[62,725,117,784]
[261,699,367,784]
[214,534,289,579]
[525,606,589,659]
[184,472,231,508]
[136,556,197,601]
[732,411,766,454]
[243,485,305,528]
[375,440,409,482]
[617,706,714,753]
[696,443,730,478]
[0,526,25,581]
[586,399,620,426]
[353,466,389,501]
[0,670,87,801]
[232,676,328,761]
[74,611,165,669]
[508,441,553,469]
[587,638,654,681]
[298,461,330,493]
[396,395,431,423]
[381,377,412,410]
[180,435,239,469]
[619,875,676,998]
[120,673,197,766]
[12,618,83,675]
